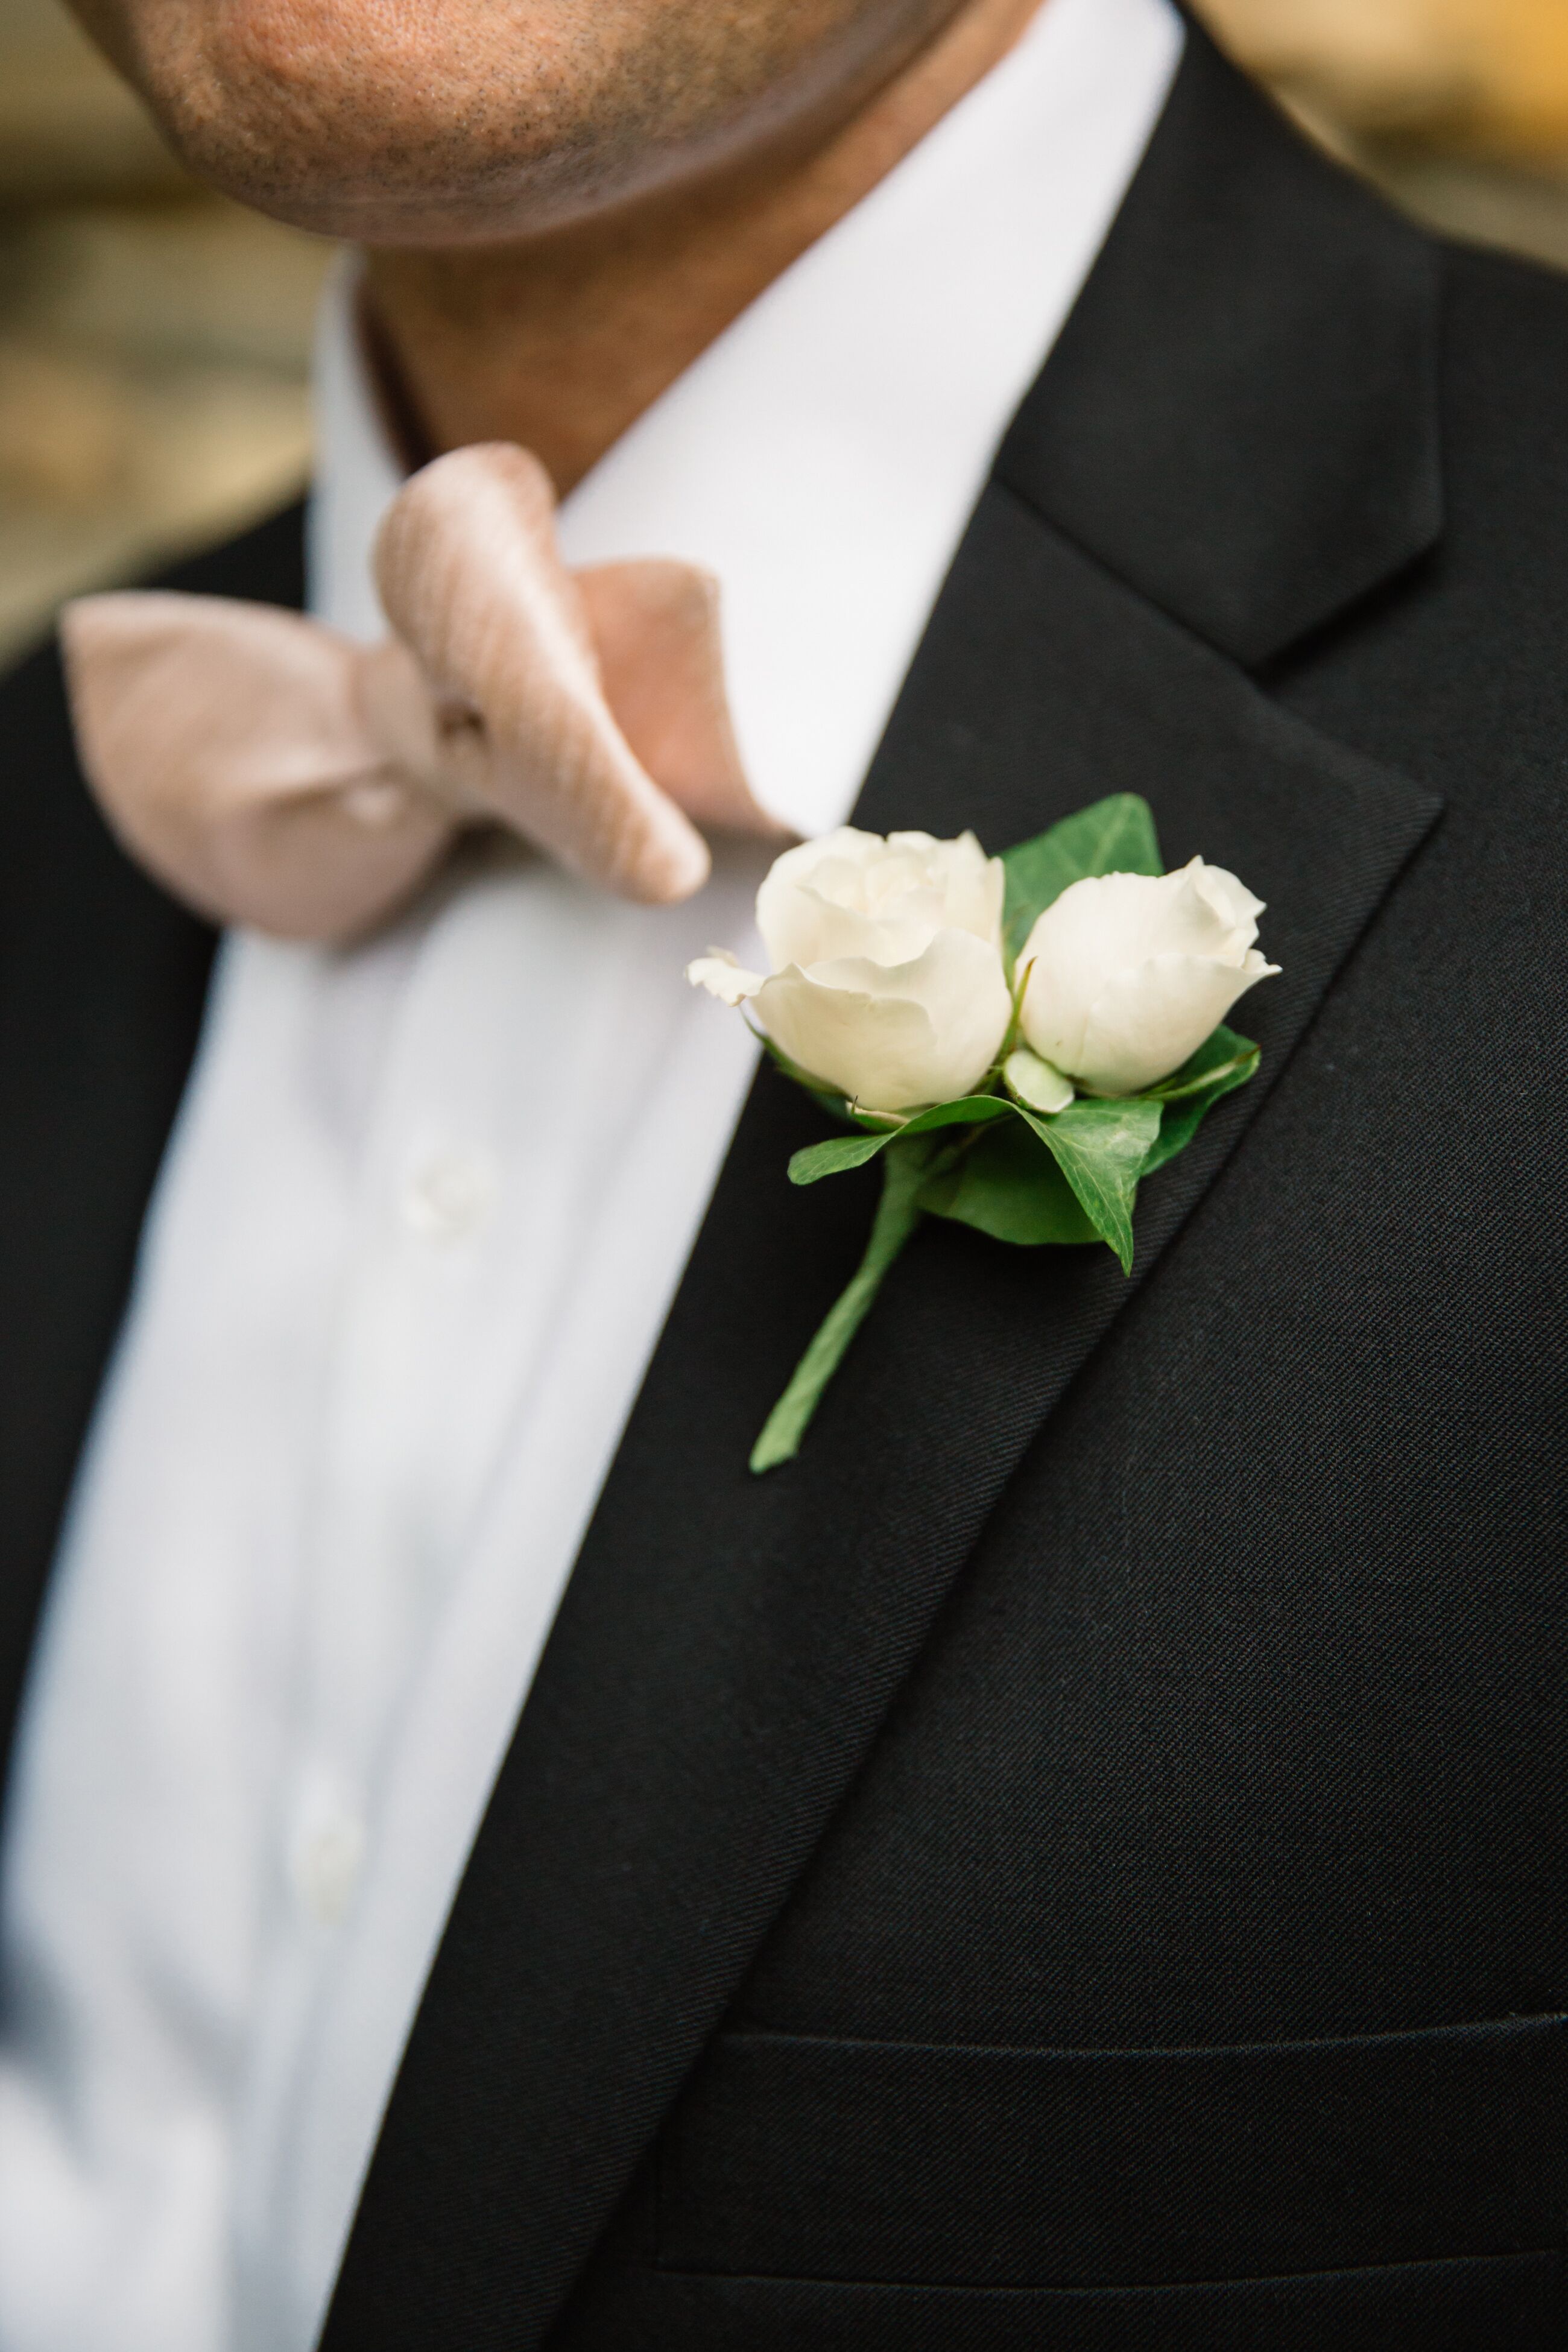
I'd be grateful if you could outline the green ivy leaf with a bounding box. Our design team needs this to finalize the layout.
[920,1116,1097,1245]
[787,1094,1014,1187]
[1139,1025,1260,1176]
[786,1131,893,1185]
[1002,793,1162,965]
[902,1095,1018,1134]
[1015,1095,1162,1272]
[1141,1023,1260,1102]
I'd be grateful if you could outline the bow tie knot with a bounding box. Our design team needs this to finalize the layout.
[61,441,785,941]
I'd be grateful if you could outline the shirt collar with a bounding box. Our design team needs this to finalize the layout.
[308,0,1181,839]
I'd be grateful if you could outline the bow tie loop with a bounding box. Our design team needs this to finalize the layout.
[60,441,785,943]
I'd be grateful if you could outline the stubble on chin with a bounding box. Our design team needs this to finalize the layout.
[66,0,963,243]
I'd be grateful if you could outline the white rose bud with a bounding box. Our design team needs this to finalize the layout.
[688,826,1012,1114]
[1019,856,1279,1097]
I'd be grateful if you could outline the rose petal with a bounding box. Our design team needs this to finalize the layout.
[754,928,1011,1112]
[687,951,764,1007]
[1075,947,1279,1095]
[757,825,1005,971]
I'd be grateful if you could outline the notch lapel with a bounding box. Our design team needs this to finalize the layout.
[996,19,1443,667]
[321,479,1440,2348]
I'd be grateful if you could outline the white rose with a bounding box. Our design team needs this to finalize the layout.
[1019,857,1279,1097]
[688,826,1012,1114]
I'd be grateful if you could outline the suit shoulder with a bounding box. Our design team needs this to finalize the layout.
[1438,239,1568,437]
[150,495,307,609]
[1440,233,1568,321]
[0,495,304,883]
[0,494,306,701]
[0,502,294,972]
[1420,240,1568,645]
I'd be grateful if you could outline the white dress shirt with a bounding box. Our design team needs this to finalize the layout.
[0,2,1180,2345]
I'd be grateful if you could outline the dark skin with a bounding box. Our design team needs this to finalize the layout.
[66,0,1045,488]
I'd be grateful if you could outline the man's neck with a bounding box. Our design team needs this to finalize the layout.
[362,0,1045,495]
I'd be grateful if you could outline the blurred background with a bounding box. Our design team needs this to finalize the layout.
[2,0,1567,663]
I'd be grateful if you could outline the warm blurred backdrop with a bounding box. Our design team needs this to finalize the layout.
[2,0,1567,660]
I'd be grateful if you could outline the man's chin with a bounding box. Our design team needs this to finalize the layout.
[136,132,662,250]
[116,55,683,245]
[68,0,968,244]
[66,0,909,245]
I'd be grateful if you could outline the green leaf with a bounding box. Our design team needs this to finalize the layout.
[1141,1023,1259,1102]
[1016,1095,1161,1272]
[787,1131,894,1185]
[920,1116,1097,1245]
[1138,1025,1260,1177]
[752,1142,929,1472]
[1142,1096,1207,1179]
[787,1093,1013,1187]
[902,1095,1018,1134]
[1002,792,1162,964]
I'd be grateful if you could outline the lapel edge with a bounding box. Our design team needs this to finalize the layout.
[995,21,1444,669]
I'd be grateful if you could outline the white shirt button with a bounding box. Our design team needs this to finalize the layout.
[400,1145,501,1242]
[290,1803,366,1928]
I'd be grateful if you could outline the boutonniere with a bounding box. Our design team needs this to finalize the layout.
[689,795,1279,1472]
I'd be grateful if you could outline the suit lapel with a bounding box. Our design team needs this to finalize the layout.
[994,18,1443,666]
[323,511,1442,2352]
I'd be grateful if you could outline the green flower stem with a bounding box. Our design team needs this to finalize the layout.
[750,1139,933,1474]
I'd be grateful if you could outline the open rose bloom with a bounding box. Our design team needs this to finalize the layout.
[688,827,1014,1114]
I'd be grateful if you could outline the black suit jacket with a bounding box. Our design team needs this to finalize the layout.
[2,30,1566,2351]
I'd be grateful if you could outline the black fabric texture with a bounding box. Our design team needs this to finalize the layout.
[0,20,1564,2352]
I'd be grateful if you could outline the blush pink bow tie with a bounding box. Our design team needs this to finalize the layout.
[59,441,786,941]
